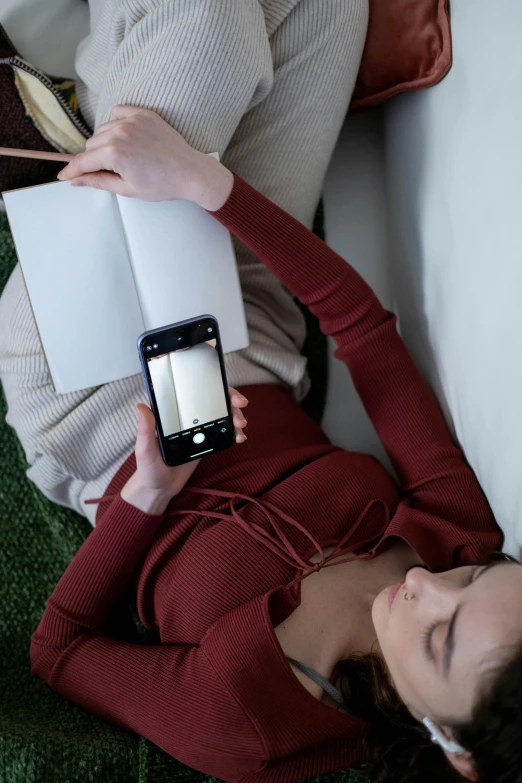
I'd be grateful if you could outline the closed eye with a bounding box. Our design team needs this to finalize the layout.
[422,621,437,660]
[421,566,483,663]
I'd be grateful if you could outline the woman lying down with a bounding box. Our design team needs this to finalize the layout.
[1,105,517,783]
[0,6,521,779]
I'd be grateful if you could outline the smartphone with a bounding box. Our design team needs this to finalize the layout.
[138,315,235,466]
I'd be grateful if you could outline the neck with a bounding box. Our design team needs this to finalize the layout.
[276,540,423,682]
[324,541,424,665]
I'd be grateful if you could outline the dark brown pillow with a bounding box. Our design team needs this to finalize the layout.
[351,0,452,110]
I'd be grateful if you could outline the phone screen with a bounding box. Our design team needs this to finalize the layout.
[148,338,228,435]
[139,317,235,466]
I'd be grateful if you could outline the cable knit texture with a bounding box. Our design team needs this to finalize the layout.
[30,176,502,783]
[0,0,368,523]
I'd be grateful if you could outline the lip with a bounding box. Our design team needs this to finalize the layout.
[388,580,405,611]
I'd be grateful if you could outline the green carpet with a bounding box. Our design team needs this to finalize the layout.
[0,209,363,783]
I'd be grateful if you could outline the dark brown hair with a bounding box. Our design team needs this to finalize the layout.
[336,553,522,783]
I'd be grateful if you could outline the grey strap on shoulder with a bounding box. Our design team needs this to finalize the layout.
[286,657,344,706]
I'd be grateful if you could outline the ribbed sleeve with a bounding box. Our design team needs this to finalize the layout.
[30,497,165,676]
[29,494,265,781]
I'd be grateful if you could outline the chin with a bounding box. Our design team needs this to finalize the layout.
[371,586,388,636]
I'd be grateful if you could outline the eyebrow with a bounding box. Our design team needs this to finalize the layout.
[442,563,499,678]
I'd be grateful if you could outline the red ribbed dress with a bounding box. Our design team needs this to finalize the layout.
[30,176,502,783]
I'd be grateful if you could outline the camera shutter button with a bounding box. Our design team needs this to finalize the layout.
[193,432,205,444]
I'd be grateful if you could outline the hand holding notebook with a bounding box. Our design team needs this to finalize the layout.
[2,173,248,394]
[56,104,233,210]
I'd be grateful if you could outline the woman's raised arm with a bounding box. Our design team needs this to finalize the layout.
[209,173,501,558]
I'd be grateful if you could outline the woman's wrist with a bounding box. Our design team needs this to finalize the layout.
[187,153,234,211]
[120,474,172,516]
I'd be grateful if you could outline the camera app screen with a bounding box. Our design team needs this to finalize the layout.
[147,338,228,437]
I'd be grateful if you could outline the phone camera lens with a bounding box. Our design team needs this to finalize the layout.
[146,346,152,351]
[208,328,212,332]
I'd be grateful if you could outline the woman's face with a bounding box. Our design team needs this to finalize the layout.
[372,561,522,724]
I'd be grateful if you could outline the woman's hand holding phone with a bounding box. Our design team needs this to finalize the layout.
[57,105,233,211]
[121,387,248,515]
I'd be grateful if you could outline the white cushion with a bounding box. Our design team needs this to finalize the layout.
[386,0,522,557]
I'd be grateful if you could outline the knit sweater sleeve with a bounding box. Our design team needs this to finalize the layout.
[211,176,501,554]
[30,496,265,781]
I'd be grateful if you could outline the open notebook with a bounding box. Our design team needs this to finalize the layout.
[2,175,248,394]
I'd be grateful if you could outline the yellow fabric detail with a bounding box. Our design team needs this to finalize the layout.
[12,59,86,155]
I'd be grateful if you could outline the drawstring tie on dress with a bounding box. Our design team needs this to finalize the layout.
[87,487,389,591]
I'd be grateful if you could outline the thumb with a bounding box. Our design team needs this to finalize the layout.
[71,172,133,196]
[135,404,159,461]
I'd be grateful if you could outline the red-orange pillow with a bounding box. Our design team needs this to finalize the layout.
[351,0,452,110]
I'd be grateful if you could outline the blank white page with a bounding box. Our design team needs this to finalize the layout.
[169,342,228,430]
[148,353,181,437]
[3,182,144,393]
[116,195,249,354]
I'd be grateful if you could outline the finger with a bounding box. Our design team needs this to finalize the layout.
[111,104,149,121]
[70,172,134,196]
[233,406,248,443]
[135,404,159,460]
[92,117,130,137]
[137,403,155,432]
[233,410,247,429]
[85,122,129,151]
[57,148,116,181]
[229,387,249,409]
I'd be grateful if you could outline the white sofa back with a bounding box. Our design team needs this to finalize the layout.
[386,0,522,556]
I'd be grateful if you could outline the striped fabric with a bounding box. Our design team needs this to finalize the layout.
[0,0,368,523]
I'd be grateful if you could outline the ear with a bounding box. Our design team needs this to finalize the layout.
[443,748,478,781]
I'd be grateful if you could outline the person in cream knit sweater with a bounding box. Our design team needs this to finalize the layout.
[0,0,368,521]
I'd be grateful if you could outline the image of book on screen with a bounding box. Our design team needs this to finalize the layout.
[148,338,228,437]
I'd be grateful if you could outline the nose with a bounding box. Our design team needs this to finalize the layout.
[404,566,459,610]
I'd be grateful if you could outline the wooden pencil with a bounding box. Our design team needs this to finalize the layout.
[0,147,74,163]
